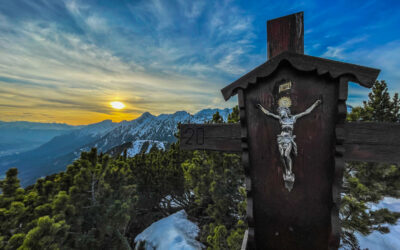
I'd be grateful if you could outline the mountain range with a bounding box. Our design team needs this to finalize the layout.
[0,121,81,157]
[0,108,231,186]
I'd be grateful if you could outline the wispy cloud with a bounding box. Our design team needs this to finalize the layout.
[322,36,369,60]
[321,38,400,102]
[0,1,251,124]
[0,0,399,124]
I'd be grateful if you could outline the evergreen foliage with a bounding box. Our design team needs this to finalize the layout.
[348,80,400,122]
[342,80,400,249]
[0,140,196,249]
[0,81,398,249]
[183,105,245,249]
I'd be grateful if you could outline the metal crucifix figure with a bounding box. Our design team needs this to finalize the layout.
[257,98,322,191]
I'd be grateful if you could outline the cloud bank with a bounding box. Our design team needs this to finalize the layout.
[0,0,399,124]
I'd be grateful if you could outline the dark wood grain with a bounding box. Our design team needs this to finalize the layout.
[179,122,400,164]
[330,76,348,249]
[337,102,347,120]
[244,66,336,249]
[338,76,351,101]
[179,123,240,151]
[221,51,380,101]
[179,124,241,152]
[344,122,400,163]
[238,89,256,250]
[267,12,304,59]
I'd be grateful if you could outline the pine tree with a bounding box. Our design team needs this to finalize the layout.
[364,80,399,122]
[19,216,69,249]
[6,233,25,250]
[182,105,245,249]
[0,168,24,201]
[228,106,240,123]
[211,111,224,124]
[0,168,27,245]
[342,80,400,249]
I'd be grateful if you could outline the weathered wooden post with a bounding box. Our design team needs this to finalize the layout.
[179,12,400,249]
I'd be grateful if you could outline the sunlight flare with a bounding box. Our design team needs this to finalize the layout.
[110,101,125,110]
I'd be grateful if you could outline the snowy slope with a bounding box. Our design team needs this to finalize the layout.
[73,119,117,137]
[79,108,231,155]
[126,140,166,157]
[134,210,203,250]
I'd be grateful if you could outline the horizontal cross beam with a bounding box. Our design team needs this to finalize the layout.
[179,123,241,152]
[180,122,400,164]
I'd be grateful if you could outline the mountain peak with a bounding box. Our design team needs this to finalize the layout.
[173,110,188,115]
[139,112,154,119]
[98,119,113,124]
[172,111,189,119]
[194,108,231,117]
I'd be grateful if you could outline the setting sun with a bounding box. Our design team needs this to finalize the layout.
[110,101,125,110]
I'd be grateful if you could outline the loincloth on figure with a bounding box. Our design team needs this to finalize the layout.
[277,134,297,155]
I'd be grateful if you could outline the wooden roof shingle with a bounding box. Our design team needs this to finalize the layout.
[221,51,380,101]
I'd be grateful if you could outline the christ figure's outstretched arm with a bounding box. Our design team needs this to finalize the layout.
[257,104,280,120]
[294,99,322,120]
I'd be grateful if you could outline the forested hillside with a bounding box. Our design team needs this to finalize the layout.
[0,81,399,250]
[0,109,245,250]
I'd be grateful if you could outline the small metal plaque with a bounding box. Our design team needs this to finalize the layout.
[279,81,292,93]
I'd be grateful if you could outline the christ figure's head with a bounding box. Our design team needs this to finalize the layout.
[277,106,291,118]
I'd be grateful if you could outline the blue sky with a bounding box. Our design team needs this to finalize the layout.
[0,0,399,124]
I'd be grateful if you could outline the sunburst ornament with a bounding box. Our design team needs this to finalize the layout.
[278,96,292,108]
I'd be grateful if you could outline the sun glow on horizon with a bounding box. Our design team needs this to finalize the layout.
[110,101,125,110]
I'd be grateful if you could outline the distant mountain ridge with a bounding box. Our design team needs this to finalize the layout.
[0,108,231,186]
[0,121,81,157]
[0,121,81,130]
[82,109,231,153]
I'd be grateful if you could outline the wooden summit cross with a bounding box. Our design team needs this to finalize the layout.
[180,12,400,249]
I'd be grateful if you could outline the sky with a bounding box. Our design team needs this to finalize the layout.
[0,0,399,125]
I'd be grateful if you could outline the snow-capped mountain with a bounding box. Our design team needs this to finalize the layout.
[0,108,231,186]
[80,108,231,155]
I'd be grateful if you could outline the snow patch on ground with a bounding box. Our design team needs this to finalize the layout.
[134,210,203,250]
[126,141,144,157]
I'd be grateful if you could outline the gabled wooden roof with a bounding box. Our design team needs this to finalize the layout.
[221,51,380,101]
